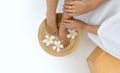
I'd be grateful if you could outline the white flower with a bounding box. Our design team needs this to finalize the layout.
[52,41,64,52]
[66,29,77,39]
[43,35,55,46]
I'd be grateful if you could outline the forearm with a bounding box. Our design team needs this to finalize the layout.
[86,0,106,11]
[83,24,100,35]
[46,0,59,16]
[82,0,105,35]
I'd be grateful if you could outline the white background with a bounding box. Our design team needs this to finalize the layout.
[0,0,97,73]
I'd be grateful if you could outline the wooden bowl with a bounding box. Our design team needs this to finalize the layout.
[38,13,82,57]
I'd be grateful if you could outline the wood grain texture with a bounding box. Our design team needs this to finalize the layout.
[87,46,120,73]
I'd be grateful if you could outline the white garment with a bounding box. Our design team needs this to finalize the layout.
[87,0,120,59]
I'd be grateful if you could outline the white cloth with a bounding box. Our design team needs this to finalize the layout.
[86,0,120,59]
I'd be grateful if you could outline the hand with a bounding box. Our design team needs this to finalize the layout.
[63,1,92,16]
[62,19,100,35]
[62,19,87,31]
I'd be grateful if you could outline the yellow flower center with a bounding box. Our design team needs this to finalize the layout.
[56,44,59,48]
[47,38,51,42]
[70,32,74,35]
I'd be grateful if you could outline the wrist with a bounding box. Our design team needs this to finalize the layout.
[86,0,106,10]
[83,24,100,35]
[82,23,90,32]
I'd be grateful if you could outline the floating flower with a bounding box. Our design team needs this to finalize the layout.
[66,29,77,39]
[43,35,55,46]
[52,41,64,52]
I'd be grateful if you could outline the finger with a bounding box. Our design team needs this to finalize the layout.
[63,20,74,27]
[65,12,75,16]
[66,25,72,29]
[63,5,74,10]
[63,23,72,28]
[64,2,74,6]
[63,20,71,23]
[63,23,70,26]
[63,5,70,9]
[64,9,74,13]
[63,24,69,28]
[64,10,76,16]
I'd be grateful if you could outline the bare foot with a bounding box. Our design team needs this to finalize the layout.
[46,15,59,35]
[59,23,70,47]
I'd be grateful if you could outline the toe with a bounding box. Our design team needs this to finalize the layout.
[65,40,69,47]
[62,39,69,48]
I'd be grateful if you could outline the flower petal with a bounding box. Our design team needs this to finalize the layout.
[50,35,55,40]
[43,39,47,43]
[57,41,61,45]
[45,35,49,38]
[59,44,64,49]
[46,42,50,46]
[50,41,53,44]
[66,34,71,38]
[68,29,72,32]
[72,29,75,32]
[52,46,56,50]
[74,32,77,36]
[54,41,57,45]
[56,48,61,52]
[71,36,75,39]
